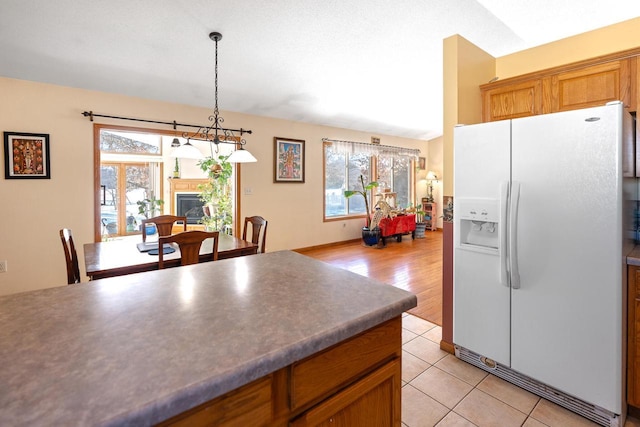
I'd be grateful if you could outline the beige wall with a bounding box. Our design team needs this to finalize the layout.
[497,17,640,79]
[0,77,426,295]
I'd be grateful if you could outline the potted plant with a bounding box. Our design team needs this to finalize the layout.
[413,205,427,238]
[344,175,380,246]
[197,155,233,232]
[137,195,164,219]
[136,195,164,235]
[172,158,180,178]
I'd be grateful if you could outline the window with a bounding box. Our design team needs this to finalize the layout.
[98,128,163,238]
[325,146,372,218]
[324,139,419,221]
[377,154,411,208]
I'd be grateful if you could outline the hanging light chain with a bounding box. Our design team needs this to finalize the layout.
[214,33,219,118]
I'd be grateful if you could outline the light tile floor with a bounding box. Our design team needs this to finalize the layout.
[401,313,640,427]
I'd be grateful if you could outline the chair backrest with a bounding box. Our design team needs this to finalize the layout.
[158,230,219,269]
[141,215,187,242]
[242,216,268,254]
[59,228,81,284]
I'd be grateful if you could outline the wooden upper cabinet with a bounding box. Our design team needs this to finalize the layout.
[480,49,639,122]
[552,59,634,112]
[481,79,542,122]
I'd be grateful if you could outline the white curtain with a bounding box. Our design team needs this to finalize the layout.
[323,138,420,159]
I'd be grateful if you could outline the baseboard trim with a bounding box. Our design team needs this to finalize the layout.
[440,339,455,354]
[294,239,362,253]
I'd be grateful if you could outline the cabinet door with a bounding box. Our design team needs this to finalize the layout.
[629,266,640,407]
[481,79,542,122]
[291,359,400,427]
[551,59,633,112]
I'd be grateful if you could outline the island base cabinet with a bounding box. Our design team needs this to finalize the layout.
[290,359,400,427]
[156,317,402,427]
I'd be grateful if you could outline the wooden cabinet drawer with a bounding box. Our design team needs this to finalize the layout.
[290,359,401,427]
[157,375,272,426]
[290,317,401,411]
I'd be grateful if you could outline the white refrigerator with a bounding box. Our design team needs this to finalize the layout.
[453,102,635,426]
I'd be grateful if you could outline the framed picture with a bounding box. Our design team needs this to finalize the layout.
[418,157,426,170]
[274,137,305,183]
[4,132,51,179]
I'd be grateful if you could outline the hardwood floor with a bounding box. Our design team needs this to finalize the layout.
[297,230,443,325]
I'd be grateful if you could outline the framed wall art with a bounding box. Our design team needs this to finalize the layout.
[274,137,305,183]
[418,157,426,170]
[4,132,51,179]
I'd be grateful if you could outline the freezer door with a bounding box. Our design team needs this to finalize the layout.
[453,120,511,366]
[510,103,624,413]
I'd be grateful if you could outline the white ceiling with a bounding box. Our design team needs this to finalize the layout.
[1,1,639,140]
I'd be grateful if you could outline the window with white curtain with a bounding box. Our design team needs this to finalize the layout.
[323,139,419,221]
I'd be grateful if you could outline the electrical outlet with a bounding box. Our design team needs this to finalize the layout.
[0,260,7,273]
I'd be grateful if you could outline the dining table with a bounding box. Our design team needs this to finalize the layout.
[83,233,258,280]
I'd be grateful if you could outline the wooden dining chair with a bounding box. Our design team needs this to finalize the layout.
[59,228,81,284]
[242,216,268,254]
[141,215,187,242]
[158,230,219,269]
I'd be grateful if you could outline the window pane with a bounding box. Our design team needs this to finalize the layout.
[347,153,371,215]
[393,157,410,208]
[100,130,161,154]
[325,150,346,217]
[100,165,119,236]
[125,165,152,232]
[377,155,393,192]
[377,155,411,209]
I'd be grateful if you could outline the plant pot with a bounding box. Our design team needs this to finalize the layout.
[144,224,157,236]
[362,227,380,246]
[415,222,427,239]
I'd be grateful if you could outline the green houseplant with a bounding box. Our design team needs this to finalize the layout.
[136,195,164,219]
[413,205,427,238]
[197,154,233,232]
[344,175,379,245]
[136,195,164,234]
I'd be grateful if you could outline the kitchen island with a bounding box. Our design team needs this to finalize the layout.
[0,250,416,426]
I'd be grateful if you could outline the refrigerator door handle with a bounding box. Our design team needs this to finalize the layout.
[500,181,509,287]
[509,181,521,289]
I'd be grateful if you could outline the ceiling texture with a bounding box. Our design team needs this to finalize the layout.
[2,1,640,141]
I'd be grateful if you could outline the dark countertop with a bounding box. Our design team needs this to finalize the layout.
[0,250,416,426]
[627,246,640,266]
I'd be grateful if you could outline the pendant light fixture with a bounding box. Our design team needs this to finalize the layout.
[180,31,256,163]
[170,139,204,159]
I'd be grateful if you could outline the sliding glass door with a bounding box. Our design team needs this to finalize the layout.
[101,162,159,237]
[98,128,163,238]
